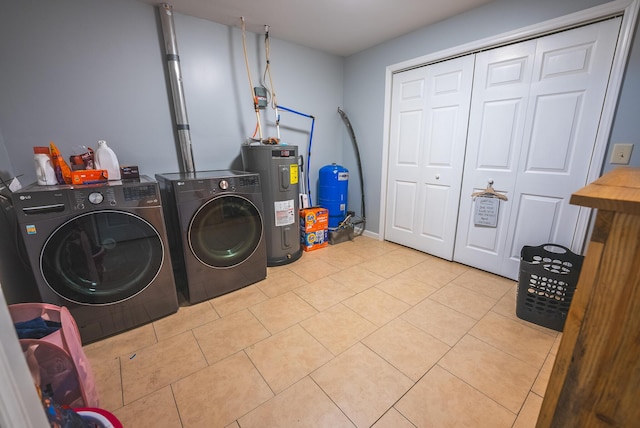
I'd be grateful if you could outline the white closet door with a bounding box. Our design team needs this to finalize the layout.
[454,17,622,279]
[453,40,537,275]
[385,55,474,259]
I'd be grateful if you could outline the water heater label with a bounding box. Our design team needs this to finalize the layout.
[274,199,295,227]
[289,164,298,184]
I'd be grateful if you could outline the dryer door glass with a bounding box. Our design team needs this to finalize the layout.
[189,195,262,268]
[41,211,164,305]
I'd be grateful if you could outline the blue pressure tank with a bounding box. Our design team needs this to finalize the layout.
[318,163,349,229]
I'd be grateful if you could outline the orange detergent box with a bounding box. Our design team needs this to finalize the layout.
[71,169,108,185]
[300,207,328,232]
[300,207,328,251]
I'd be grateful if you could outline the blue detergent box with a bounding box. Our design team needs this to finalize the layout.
[301,229,328,251]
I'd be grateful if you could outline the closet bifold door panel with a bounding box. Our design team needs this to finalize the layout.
[454,17,622,279]
[453,39,537,276]
[385,55,474,260]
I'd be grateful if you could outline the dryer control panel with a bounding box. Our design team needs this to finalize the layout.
[164,171,262,200]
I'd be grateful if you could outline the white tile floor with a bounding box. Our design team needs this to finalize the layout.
[83,236,560,427]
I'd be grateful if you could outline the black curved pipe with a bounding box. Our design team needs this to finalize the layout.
[337,107,366,235]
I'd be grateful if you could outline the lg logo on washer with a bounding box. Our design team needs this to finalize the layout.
[19,195,31,200]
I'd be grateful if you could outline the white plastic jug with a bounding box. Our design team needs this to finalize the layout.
[94,140,121,180]
[33,147,57,185]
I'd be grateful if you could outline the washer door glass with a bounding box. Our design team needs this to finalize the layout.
[41,211,163,305]
[189,195,262,268]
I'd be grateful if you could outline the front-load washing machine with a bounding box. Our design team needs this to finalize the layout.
[156,170,267,304]
[12,176,178,343]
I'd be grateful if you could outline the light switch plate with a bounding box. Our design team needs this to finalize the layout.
[610,143,634,165]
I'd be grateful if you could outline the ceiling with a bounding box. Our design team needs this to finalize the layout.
[135,0,495,56]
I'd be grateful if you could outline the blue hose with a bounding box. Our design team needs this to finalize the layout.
[277,105,315,206]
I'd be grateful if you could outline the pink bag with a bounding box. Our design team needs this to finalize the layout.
[9,303,99,408]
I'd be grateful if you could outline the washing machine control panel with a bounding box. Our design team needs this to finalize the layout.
[122,184,158,203]
[70,180,159,210]
[71,187,116,210]
[88,192,104,205]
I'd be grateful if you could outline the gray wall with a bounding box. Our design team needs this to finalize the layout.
[0,0,177,181]
[173,12,344,181]
[342,0,640,235]
[605,12,640,173]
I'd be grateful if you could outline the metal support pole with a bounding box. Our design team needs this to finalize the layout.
[159,3,195,173]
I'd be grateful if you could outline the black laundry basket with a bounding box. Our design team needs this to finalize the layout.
[516,244,584,332]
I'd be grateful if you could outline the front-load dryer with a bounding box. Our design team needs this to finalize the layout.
[12,176,178,343]
[156,170,267,304]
